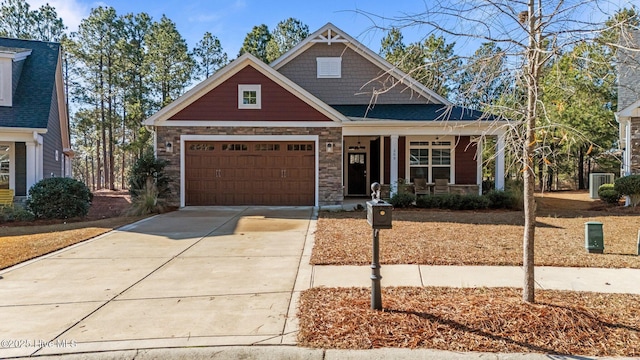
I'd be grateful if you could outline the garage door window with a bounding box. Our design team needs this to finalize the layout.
[255,143,280,151]
[222,143,248,151]
[287,144,313,151]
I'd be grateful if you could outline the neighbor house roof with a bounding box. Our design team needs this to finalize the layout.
[0,37,60,129]
[332,104,496,122]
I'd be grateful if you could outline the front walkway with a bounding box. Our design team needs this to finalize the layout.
[0,207,315,358]
[311,264,640,294]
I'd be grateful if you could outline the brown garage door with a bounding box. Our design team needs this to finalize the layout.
[185,141,315,206]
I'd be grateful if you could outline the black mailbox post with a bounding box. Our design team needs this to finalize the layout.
[366,183,393,310]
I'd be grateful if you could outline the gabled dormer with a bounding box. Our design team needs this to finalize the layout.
[0,46,32,107]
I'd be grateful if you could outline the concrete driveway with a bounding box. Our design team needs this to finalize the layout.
[0,206,315,358]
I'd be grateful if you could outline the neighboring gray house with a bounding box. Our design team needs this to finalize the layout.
[144,23,506,207]
[617,30,640,177]
[0,37,72,199]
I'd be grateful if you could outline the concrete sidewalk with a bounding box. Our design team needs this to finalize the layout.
[310,264,640,294]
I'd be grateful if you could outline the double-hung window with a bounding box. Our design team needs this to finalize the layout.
[408,139,452,183]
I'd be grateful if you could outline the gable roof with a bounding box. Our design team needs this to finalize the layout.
[617,98,640,119]
[144,52,348,125]
[270,23,451,106]
[0,37,60,130]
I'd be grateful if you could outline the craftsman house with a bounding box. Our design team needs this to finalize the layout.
[144,23,507,207]
[617,30,640,177]
[0,37,72,201]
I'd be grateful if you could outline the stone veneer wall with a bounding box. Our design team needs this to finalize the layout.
[155,126,343,207]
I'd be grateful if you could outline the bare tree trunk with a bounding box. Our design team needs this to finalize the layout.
[523,0,539,304]
[578,148,585,189]
[121,108,126,190]
[96,138,101,190]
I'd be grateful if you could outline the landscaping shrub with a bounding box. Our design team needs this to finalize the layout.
[128,150,170,200]
[486,190,516,209]
[26,177,93,219]
[597,183,621,204]
[124,177,167,216]
[389,192,416,208]
[461,194,491,210]
[415,195,441,208]
[0,205,35,222]
[614,175,640,207]
[415,194,490,210]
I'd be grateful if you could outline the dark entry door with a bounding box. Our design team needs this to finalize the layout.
[348,153,367,195]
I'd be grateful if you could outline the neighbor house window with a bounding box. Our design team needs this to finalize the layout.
[316,57,341,78]
[238,84,261,109]
[0,144,10,189]
[408,139,452,183]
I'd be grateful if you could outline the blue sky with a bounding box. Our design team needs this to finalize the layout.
[24,0,637,60]
[25,0,435,57]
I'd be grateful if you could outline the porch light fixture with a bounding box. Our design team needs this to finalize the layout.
[326,142,334,153]
[348,137,366,151]
[165,142,173,153]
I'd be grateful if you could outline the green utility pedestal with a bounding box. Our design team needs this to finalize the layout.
[585,222,604,254]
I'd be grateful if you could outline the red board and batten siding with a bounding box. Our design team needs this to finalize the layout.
[383,136,406,183]
[169,65,332,122]
[455,136,477,185]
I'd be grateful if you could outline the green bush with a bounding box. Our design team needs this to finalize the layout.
[415,194,490,210]
[26,177,93,219]
[486,190,517,209]
[128,150,170,200]
[614,175,640,207]
[415,195,441,208]
[389,192,416,208]
[597,183,621,204]
[0,205,35,222]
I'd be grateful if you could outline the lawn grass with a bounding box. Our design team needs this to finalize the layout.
[0,216,146,270]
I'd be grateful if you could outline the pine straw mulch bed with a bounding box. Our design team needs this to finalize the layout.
[313,207,640,268]
[298,287,640,356]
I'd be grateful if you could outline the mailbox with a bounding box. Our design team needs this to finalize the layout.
[367,200,393,229]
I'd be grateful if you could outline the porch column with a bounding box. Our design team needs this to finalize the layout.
[495,133,505,190]
[476,137,483,195]
[390,135,399,195]
[624,119,632,176]
[624,120,632,206]
[25,141,38,193]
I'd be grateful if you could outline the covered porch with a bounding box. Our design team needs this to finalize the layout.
[342,126,506,198]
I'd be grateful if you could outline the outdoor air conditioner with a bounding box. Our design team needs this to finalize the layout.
[589,173,615,199]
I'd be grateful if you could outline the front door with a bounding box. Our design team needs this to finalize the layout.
[348,153,367,195]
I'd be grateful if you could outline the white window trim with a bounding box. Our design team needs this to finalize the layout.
[316,57,341,78]
[0,142,14,190]
[238,84,261,109]
[406,136,455,184]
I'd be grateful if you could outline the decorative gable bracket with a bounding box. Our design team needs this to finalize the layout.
[311,28,349,45]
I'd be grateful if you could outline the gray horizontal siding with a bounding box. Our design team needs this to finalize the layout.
[278,43,433,105]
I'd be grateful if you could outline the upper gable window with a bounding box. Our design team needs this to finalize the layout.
[238,84,261,109]
[316,57,341,78]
